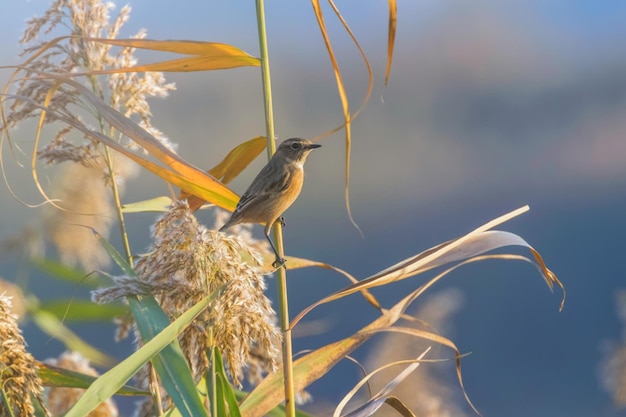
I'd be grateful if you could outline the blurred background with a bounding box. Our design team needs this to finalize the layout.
[2,1,626,416]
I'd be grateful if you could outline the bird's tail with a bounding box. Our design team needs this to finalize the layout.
[218,219,232,233]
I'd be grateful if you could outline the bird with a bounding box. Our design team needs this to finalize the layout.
[219,138,321,268]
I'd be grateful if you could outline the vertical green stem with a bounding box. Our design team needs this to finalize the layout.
[208,344,217,417]
[255,2,296,416]
[103,146,133,265]
[87,71,133,265]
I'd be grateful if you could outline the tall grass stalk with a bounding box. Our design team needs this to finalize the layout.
[255,0,297,415]
[103,146,133,264]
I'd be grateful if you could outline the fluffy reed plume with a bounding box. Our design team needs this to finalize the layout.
[92,201,281,414]
[599,290,626,407]
[0,278,27,320]
[4,0,175,270]
[0,294,48,417]
[45,351,118,417]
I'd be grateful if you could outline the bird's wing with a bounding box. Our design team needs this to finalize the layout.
[234,191,257,213]
[234,168,292,213]
[277,168,293,192]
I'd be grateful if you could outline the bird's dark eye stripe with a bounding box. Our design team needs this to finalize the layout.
[290,143,300,149]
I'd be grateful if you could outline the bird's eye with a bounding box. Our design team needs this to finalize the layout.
[290,142,301,150]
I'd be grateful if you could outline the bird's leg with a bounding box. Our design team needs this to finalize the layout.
[272,258,286,269]
[264,231,286,269]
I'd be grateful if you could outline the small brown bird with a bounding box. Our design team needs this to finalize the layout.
[220,138,321,267]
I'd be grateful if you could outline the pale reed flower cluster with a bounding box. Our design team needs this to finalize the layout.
[213,208,273,259]
[44,160,117,271]
[0,294,48,417]
[9,0,177,133]
[599,290,626,407]
[0,279,28,319]
[45,351,118,417]
[92,201,280,413]
[3,0,175,270]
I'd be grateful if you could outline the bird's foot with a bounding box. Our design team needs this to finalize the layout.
[272,257,287,269]
[277,217,286,227]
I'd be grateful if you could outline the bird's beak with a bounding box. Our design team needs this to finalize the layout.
[307,143,322,149]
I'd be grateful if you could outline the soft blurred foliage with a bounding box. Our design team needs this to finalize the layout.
[2,2,625,417]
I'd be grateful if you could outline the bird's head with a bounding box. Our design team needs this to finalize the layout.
[276,138,321,164]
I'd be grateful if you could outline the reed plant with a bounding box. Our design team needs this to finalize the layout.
[0,1,564,416]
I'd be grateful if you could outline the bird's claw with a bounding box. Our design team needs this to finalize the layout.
[272,257,287,269]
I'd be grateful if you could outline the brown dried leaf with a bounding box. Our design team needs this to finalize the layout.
[292,206,565,327]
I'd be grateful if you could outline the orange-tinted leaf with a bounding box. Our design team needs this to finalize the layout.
[311,1,374,237]
[324,0,373,123]
[311,1,348,118]
[83,38,257,57]
[208,136,266,184]
[385,0,397,86]
[86,55,260,74]
[89,129,238,211]
[311,0,362,236]
[97,121,239,211]
[71,74,237,210]
[69,38,259,73]
[240,320,376,416]
[9,72,239,211]
[181,136,266,212]
[30,82,63,210]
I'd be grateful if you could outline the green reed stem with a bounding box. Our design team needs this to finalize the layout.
[255,2,296,416]
[208,344,217,417]
[103,146,133,265]
[87,68,133,266]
